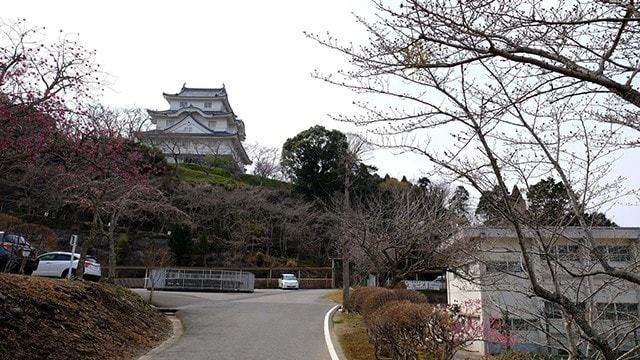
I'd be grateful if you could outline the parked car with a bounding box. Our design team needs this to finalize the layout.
[0,246,17,272]
[278,273,299,289]
[0,231,33,257]
[32,252,101,281]
[0,231,37,274]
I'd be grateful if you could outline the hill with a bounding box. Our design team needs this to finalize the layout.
[175,163,289,188]
[0,274,171,360]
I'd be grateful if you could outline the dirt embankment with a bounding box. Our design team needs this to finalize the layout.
[0,274,171,360]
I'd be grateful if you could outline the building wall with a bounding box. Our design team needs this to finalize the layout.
[447,228,640,356]
[168,98,226,111]
[156,113,234,133]
[159,138,235,160]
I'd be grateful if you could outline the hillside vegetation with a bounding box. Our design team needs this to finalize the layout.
[0,274,171,360]
[175,163,289,188]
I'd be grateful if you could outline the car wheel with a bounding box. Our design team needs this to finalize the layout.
[84,275,100,282]
[61,269,76,279]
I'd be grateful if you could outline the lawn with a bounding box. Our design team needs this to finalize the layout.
[172,163,289,188]
[324,289,377,360]
[333,311,377,360]
[323,289,343,304]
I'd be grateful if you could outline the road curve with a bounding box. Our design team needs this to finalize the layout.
[134,289,335,360]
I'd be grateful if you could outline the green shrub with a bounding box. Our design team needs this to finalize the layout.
[115,233,130,260]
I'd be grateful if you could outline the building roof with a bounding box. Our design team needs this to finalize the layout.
[463,226,640,239]
[162,85,227,98]
[139,130,238,137]
[148,108,230,117]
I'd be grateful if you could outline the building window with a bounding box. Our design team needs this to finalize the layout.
[490,317,538,331]
[550,245,580,261]
[204,101,212,108]
[179,101,187,107]
[595,246,632,262]
[596,303,638,321]
[544,302,564,319]
[485,260,523,273]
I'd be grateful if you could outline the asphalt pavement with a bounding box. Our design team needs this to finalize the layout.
[133,289,335,360]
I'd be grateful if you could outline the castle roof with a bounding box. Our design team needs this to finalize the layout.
[162,85,227,98]
[140,130,237,137]
[148,108,230,117]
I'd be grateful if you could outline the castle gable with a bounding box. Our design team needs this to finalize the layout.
[165,115,211,134]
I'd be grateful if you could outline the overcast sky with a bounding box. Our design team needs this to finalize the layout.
[4,1,639,225]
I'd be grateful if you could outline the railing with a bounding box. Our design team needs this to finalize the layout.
[111,266,334,289]
[145,268,255,292]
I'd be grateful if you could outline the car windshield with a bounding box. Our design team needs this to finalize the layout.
[283,275,296,280]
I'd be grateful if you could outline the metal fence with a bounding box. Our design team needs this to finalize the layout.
[112,266,333,289]
[145,268,255,292]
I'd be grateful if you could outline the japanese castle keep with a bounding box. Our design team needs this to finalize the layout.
[140,85,251,170]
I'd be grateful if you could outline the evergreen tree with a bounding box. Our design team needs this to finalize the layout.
[281,126,348,201]
[168,223,193,266]
[527,177,617,226]
[449,185,470,220]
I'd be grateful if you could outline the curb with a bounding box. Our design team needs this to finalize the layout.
[137,315,183,360]
[324,304,342,360]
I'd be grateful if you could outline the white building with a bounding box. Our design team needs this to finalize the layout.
[140,85,251,170]
[448,226,640,358]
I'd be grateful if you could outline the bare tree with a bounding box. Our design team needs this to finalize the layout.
[0,18,102,209]
[341,133,372,311]
[308,1,640,358]
[99,183,188,281]
[342,185,463,287]
[246,143,283,179]
[143,237,173,304]
[0,18,101,111]
[83,105,152,139]
[312,1,640,133]
[143,135,183,171]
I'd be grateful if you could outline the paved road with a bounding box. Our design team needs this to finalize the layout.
[134,289,335,360]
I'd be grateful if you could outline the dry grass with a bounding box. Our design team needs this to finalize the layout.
[0,273,171,360]
[333,311,377,360]
[324,289,343,304]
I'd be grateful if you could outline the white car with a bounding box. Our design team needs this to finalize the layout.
[32,252,101,281]
[278,273,299,289]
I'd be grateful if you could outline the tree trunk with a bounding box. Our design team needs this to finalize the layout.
[108,227,116,281]
[342,259,350,311]
[342,157,351,311]
[148,273,155,304]
[77,212,98,279]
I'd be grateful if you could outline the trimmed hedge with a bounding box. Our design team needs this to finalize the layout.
[483,353,561,360]
[349,287,476,360]
[363,299,455,360]
[349,286,427,316]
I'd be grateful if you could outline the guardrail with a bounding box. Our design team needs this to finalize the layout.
[145,268,255,292]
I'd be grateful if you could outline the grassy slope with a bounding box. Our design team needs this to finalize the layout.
[174,163,289,188]
[0,274,171,360]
